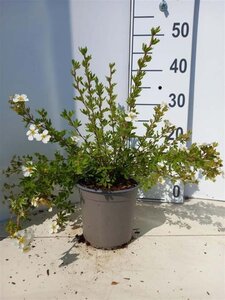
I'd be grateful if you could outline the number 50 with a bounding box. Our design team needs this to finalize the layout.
[172,22,189,38]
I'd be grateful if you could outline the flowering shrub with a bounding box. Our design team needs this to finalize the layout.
[2,27,223,250]
[13,228,34,252]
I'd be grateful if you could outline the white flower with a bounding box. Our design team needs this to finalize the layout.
[164,120,173,127]
[158,161,164,168]
[48,207,53,212]
[26,124,38,141]
[158,177,165,185]
[35,130,51,144]
[171,170,177,177]
[50,221,60,234]
[125,111,137,122]
[14,228,34,252]
[25,228,34,240]
[22,162,36,177]
[31,197,39,207]
[71,135,79,143]
[13,94,29,103]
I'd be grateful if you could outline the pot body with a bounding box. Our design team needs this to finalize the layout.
[77,184,138,249]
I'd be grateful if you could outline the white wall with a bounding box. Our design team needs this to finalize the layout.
[68,0,130,135]
[0,0,224,221]
[185,0,225,200]
[0,0,75,221]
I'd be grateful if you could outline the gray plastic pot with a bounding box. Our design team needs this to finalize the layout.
[77,183,138,249]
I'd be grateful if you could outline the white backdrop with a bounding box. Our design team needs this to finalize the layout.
[185,0,225,200]
[0,0,224,221]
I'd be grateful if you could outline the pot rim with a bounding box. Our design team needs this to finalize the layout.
[77,183,139,194]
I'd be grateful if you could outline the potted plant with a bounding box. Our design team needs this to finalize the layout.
[3,27,223,251]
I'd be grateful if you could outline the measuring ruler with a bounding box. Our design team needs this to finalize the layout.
[129,0,196,203]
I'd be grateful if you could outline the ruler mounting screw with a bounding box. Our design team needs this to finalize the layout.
[159,0,168,13]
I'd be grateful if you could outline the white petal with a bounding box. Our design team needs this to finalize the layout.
[17,229,25,236]
[42,129,49,135]
[71,136,79,143]
[34,133,42,141]
[24,171,31,177]
[21,94,29,101]
[128,112,137,120]
[125,117,131,122]
[42,136,50,144]
[13,94,20,102]
[26,229,35,241]
[28,135,34,141]
[21,166,27,172]
[29,124,36,130]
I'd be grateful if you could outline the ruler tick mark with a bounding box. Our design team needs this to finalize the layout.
[134,15,154,19]
[136,120,151,122]
[136,103,158,106]
[134,34,165,37]
[133,52,152,55]
[132,69,163,72]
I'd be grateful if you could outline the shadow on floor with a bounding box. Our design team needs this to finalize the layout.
[163,199,225,230]
[1,199,224,266]
[0,208,57,240]
[0,203,82,238]
[133,202,166,237]
[133,199,225,236]
[58,236,80,268]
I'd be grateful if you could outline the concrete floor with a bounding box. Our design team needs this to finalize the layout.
[0,198,225,300]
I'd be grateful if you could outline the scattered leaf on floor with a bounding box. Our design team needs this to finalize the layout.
[111,281,119,285]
